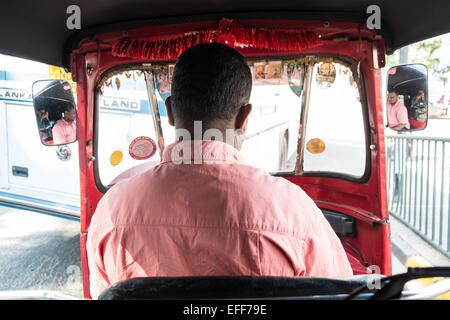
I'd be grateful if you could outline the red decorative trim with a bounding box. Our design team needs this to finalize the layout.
[112,18,321,60]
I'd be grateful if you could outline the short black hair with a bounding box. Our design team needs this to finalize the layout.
[388,89,399,95]
[62,102,74,112]
[171,42,252,124]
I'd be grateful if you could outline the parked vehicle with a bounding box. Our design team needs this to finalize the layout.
[0,55,80,218]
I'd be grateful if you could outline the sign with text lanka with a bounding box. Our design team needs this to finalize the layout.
[0,88,32,102]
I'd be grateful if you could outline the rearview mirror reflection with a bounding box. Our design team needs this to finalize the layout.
[386,64,428,132]
[32,80,77,146]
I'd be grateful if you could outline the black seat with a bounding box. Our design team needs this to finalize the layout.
[98,276,375,300]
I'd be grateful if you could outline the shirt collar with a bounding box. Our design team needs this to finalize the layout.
[60,118,75,125]
[162,140,245,165]
[389,101,401,108]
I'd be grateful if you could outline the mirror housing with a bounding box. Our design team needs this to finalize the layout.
[386,64,428,132]
[32,80,77,146]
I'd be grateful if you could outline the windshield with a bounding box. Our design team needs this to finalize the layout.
[95,57,367,188]
[302,61,367,179]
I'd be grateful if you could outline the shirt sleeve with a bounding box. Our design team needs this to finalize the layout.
[86,197,114,299]
[302,206,353,277]
[397,104,409,125]
[86,230,111,299]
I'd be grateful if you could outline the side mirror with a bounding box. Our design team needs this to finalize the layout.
[386,64,428,132]
[32,80,77,146]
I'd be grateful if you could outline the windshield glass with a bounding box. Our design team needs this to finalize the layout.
[96,69,169,187]
[302,61,367,178]
[96,57,367,188]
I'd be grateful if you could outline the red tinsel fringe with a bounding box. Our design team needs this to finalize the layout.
[112,18,321,60]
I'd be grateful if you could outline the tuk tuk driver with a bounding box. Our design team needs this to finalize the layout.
[87,43,353,299]
[52,103,76,145]
[387,90,410,131]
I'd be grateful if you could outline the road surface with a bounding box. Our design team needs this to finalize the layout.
[0,205,83,298]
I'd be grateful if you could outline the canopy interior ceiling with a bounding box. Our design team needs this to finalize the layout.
[1,0,449,68]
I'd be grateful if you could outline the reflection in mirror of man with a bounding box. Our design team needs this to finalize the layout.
[410,89,427,108]
[387,90,410,131]
[36,107,54,143]
[408,89,428,129]
[52,103,76,145]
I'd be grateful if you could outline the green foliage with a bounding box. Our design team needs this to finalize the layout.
[415,39,441,56]
[412,39,449,87]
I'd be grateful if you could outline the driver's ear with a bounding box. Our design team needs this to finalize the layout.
[234,104,252,132]
[165,96,175,126]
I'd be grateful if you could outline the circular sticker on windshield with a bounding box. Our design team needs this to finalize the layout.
[129,136,156,160]
[110,150,124,166]
[306,138,326,154]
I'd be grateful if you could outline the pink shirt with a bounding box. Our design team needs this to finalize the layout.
[87,140,353,299]
[52,119,76,144]
[388,101,410,129]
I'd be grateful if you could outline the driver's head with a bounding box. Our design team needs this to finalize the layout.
[388,90,399,105]
[166,42,252,148]
[63,104,76,122]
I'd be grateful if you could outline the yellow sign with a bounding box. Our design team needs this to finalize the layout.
[48,65,77,96]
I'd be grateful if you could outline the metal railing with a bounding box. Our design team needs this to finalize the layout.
[386,135,450,258]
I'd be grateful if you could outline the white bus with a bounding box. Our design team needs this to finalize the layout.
[0,54,80,218]
[1,56,300,219]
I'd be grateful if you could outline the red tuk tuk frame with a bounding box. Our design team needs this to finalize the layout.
[69,18,391,299]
